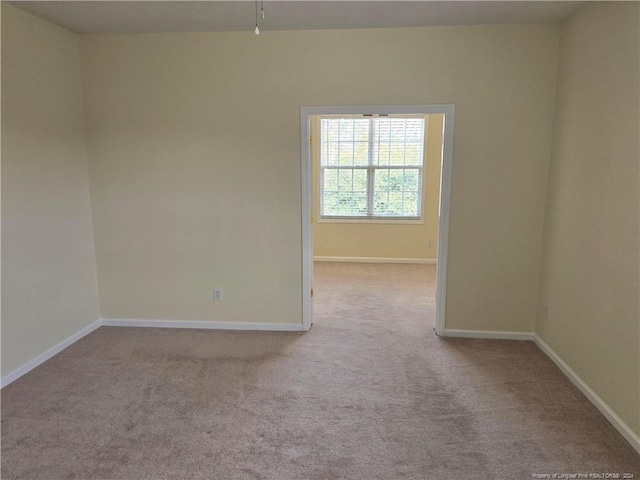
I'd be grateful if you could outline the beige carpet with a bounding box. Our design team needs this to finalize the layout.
[2,262,638,479]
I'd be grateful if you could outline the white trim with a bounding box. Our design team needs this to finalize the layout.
[435,107,455,336]
[0,319,101,388]
[4,317,637,453]
[533,334,640,454]
[439,329,640,452]
[318,116,426,220]
[1,318,306,388]
[301,104,455,334]
[301,109,314,331]
[317,217,424,225]
[314,256,436,264]
[440,329,534,341]
[101,318,306,332]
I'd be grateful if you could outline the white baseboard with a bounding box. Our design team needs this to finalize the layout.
[533,334,640,454]
[1,317,306,389]
[101,318,307,332]
[0,319,102,388]
[5,318,637,454]
[314,256,437,264]
[440,329,534,341]
[440,329,640,453]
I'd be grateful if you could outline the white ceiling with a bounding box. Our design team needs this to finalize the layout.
[11,1,585,34]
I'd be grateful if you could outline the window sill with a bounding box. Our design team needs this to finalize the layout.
[317,216,424,225]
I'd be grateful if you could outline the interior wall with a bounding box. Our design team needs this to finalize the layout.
[537,2,639,436]
[312,114,443,261]
[1,5,100,376]
[78,24,560,331]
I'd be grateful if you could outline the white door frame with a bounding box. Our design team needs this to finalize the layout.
[300,104,455,335]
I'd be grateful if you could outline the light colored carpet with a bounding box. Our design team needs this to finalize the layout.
[2,262,638,479]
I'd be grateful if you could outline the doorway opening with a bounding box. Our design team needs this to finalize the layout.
[300,105,454,335]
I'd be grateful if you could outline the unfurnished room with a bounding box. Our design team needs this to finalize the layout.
[1,1,639,479]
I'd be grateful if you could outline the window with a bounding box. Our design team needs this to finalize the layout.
[319,115,425,220]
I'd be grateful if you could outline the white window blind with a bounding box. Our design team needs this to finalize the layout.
[320,116,425,219]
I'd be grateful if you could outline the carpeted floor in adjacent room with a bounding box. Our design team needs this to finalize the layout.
[2,262,639,479]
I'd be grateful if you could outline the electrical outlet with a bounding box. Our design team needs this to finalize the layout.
[428,239,434,247]
[213,288,222,301]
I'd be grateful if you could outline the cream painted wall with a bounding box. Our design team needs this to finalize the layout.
[1,5,100,376]
[78,24,560,331]
[537,2,639,436]
[313,114,443,260]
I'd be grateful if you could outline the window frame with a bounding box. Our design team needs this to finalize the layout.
[318,114,426,224]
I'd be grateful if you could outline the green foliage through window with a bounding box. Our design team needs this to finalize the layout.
[320,116,425,219]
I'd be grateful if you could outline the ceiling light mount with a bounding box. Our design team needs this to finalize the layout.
[254,0,265,35]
